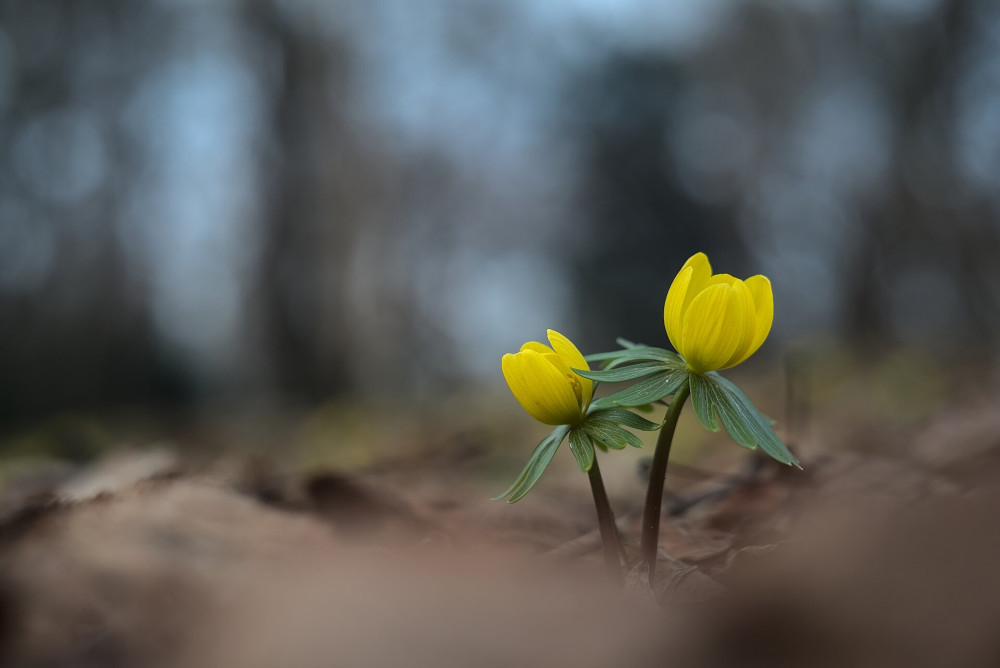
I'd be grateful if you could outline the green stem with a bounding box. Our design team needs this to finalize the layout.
[587,454,623,584]
[640,381,690,578]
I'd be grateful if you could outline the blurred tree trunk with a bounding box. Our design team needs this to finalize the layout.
[244,0,369,400]
[568,56,745,352]
[846,0,984,350]
[0,0,177,423]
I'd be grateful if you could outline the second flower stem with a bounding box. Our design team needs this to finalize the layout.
[587,454,623,584]
[640,381,690,579]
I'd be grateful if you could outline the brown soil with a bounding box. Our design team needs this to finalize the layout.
[2,402,1000,668]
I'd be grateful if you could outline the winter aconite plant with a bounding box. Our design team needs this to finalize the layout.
[496,330,661,581]
[496,253,800,583]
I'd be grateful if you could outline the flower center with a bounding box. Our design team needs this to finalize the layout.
[566,373,583,406]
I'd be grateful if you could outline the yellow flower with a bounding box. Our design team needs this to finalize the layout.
[664,252,774,373]
[501,330,594,426]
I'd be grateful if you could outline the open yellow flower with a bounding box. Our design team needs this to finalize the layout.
[501,329,593,426]
[664,252,774,373]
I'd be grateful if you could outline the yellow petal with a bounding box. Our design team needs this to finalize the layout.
[664,253,712,351]
[546,329,587,371]
[546,329,593,409]
[664,266,693,352]
[679,283,749,373]
[726,275,773,367]
[718,279,758,369]
[682,252,713,276]
[520,341,554,355]
[683,252,713,292]
[706,273,738,287]
[541,351,584,406]
[501,350,583,425]
[524,351,586,423]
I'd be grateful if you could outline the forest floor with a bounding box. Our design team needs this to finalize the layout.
[1,368,999,667]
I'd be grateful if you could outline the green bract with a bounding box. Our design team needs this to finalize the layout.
[577,339,800,468]
[492,406,660,503]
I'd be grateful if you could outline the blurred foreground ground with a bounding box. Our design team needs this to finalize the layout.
[1,362,1000,668]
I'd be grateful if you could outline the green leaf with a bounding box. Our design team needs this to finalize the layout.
[492,425,570,503]
[589,407,661,431]
[713,375,801,468]
[688,373,800,468]
[618,431,645,448]
[689,373,721,432]
[573,361,668,383]
[690,373,755,447]
[568,427,596,472]
[584,351,623,363]
[584,424,627,450]
[588,396,616,411]
[601,369,689,407]
[583,419,643,450]
[584,347,683,366]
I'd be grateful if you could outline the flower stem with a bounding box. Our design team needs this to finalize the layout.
[640,381,691,578]
[587,454,623,584]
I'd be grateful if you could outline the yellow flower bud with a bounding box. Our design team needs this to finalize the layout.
[501,329,593,426]
[664,252,774,373]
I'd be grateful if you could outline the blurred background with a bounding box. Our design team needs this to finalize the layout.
[1,0,1000,428]
[5,4,1000,666]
